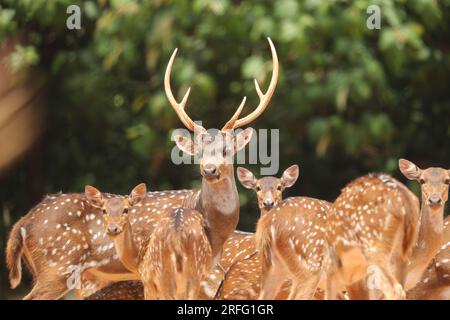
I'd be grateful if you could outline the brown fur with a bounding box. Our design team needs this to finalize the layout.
[140,208,212,299]
[6,192,148,299]
[407,216,450,299]
[326,174,420,300]
[85,233,261,300]
[238,166,328,300]
[255,215,273,273]
[85,280,144,300]
[255,197,330,299]
[399,160,449,290]
[6,216,27,288]
[5,185,235,299]
[89,186,212,300]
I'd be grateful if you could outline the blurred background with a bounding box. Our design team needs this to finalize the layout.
[0,0,449,298]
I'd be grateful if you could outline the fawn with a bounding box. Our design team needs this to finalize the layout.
[84,183,212,299]
[238,165,331,299]
[398,159,449,290]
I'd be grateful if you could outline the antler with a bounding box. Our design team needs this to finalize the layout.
[164,49,205,133]
[222,37,279,131]
[165,37,278,133]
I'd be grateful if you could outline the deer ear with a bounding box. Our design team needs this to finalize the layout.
[399,159,422,181]
[237,167,256,189]
[281,165,299,188]
[174,135,195,155]
[233,128,254,153]
[85,185,103,208]
[130,183,147,206]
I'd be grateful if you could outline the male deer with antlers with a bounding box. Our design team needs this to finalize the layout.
[238,165,331,299]
[326,173,420,300]
[84,183,212,299]
[6,38,278,299]
[398,159,450,290]
[164,37,278,264]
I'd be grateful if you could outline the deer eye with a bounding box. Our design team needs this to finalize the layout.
[277,185,282,191]
[102,209,107,214]
[419,179,425,185]
[123,208,129,214]
[445,179,450,185]
[256,186,261,192]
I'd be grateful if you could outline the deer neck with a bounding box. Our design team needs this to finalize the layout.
[197,168,240,261]
[113,220,140,274]
[407,200,444,289]
[198,172,239,217]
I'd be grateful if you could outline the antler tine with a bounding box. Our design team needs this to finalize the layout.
[179,87,191,109]
[221,96,247,131]
[232,37,279,129]
[164,48,196,132]
[254,79,263,99]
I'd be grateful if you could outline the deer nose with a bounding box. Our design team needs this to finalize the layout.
[263,199,274,208]
[428,195,442,206]
[203,164,218,177]
[107,224,120,236]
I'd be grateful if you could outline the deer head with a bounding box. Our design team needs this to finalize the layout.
[175,128,254,182]
[399,159,450,210]
[237,165,299,211]
[84,183,147,237]
[165,38,278,182]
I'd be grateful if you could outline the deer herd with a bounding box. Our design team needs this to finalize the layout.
[5,38,450,300]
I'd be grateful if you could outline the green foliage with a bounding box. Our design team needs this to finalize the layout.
[0,0,450,296]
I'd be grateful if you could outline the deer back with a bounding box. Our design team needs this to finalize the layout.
[255,196,330,275]
[140,208,212,299]
[327,173,419,285]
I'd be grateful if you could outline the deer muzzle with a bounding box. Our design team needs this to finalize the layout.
[107,224,121,236]
[262,198,275,209]
[202,163,220,179]
[427,194,442,208]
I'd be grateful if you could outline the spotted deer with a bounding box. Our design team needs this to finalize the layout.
[326,173,420,300]
[216,165,300,299]
[238,165,331,299]
[407,216,450,300]
[5,191,138,300]
[398,159,450,290]
[214,166,329,300]
[85,184,212,299]
[164,37,278,264]
[85,230,265,300]
[214,232,292,300]
[5,38,278,299]
[83,231,256,300]
[198,231,258,299]
[145,207,213,299]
